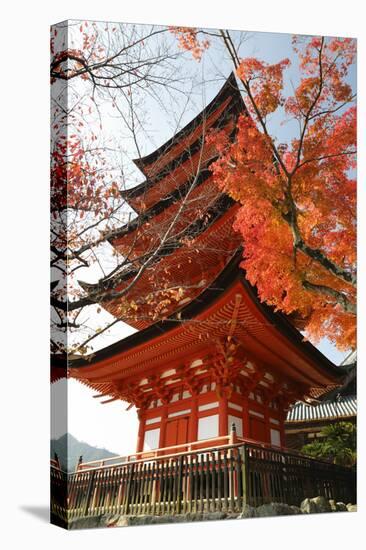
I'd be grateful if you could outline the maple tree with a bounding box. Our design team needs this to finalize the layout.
[172,30,356,350]
[169,26,210,61]
[50,21,226,355]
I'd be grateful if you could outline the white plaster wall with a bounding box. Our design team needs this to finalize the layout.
[270,428,281,447]
[143,427,160,450]
[198,414,219,440]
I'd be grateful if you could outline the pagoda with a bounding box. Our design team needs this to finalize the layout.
[67,74,344,455]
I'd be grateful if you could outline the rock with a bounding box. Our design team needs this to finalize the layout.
[64,496,355,529]
[312,496,332,512]
[129,515,169,525]
[256,502,300,517]
[203,511,227,521]
[301,496,332,514]
[237,505,257,519]
[116,516,131,527]
[115,512,229,526]
[185,512,204,522]
[328,500,348,513]
[104,514,120,527]
[68,515,104,529]
[329,499,337,512]
[300,498,318,514]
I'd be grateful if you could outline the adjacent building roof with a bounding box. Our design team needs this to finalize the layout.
[341,350,357,366]
[286,395,357,423]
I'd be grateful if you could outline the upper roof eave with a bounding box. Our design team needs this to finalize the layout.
[121,73,243,201]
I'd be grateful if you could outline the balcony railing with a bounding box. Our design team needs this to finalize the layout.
[51,433,356,524]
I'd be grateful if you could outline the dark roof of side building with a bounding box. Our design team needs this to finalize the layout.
[286,394,357,423]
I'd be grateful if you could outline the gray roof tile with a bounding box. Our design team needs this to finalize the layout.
[286,395,357,422]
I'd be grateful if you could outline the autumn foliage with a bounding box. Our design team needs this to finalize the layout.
[51,135,120,216]
[174,31,356,350]
[169,26,210,61]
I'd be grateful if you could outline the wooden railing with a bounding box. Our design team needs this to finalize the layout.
[51,439,356,523]
[75,433,244,470]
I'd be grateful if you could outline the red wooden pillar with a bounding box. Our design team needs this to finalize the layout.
[158,405,168,449]
[263,402,271,444]
[136,414,145,453]
[243,395,250,439]
[218,395,228,437]
[188,395,198,443]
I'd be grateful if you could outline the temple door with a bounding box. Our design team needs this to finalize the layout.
[165,417,189,450]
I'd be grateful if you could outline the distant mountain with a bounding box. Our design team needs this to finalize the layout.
[51,433,119,472]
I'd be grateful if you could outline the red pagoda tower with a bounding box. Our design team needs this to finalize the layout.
[68,74,344,455]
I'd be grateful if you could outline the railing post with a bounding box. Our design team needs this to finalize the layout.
[229,449,235,512]
[211,450,217,512]
[82,470,96,516]
[125,463,135,515]
[280,452,287,503]
[223,450,228,511]
[240,444,249,509]
[230,422,237,444]
[176,455,183,514]
[150,461,156,515]
[77,455,83,472]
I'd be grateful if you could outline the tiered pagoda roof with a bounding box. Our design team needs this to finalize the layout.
[80,74,246,330]
[121,72,244,213]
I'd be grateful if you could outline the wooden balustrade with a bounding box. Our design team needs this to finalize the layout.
[51,440,356,523]
[75,434,238,470]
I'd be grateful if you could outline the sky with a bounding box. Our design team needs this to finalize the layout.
[51,24,356,456]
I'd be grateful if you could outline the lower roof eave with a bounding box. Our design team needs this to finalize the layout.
[65,253,346,392]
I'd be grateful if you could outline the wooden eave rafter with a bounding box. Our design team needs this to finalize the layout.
[87,349,303,410]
